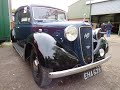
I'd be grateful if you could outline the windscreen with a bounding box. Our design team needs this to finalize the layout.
[32,6,66,21]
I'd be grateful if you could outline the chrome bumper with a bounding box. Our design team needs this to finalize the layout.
[49,55,111,78]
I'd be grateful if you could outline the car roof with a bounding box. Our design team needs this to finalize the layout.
[15,4,65,13]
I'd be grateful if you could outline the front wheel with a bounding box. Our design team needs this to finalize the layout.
[30,49,52,87]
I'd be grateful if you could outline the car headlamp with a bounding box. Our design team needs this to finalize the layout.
[64,25,78,41]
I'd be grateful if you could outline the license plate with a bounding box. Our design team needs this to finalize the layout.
[83,66,102,80]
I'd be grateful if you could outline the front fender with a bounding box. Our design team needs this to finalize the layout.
[26,32,79,70]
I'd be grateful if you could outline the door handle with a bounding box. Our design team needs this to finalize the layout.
[16,27,20,29]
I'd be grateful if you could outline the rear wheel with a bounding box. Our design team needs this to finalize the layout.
[11,30,16,42]
[30,49,52,87]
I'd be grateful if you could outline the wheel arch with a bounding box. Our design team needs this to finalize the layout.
[24,42,46,67]
[24,43,33,61]
[25,32,72,69]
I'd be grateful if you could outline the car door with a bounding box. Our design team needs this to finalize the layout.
[14,7,32,41]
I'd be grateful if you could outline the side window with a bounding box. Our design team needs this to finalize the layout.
[15,12,20,24]
[19,7,31,24]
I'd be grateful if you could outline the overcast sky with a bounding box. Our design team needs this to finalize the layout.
[11,0,78,11]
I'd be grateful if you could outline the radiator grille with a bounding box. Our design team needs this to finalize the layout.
[79,27,93,64]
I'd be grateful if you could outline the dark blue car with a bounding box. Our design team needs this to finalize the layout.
[11,5,111,87]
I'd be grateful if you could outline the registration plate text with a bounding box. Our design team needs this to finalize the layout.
[84,66,102,80]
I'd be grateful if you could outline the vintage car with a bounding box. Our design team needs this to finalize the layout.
[11,5,111,87]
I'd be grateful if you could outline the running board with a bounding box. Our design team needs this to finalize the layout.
[13,43,24,58]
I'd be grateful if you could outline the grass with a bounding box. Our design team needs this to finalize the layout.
[0,42,12,48]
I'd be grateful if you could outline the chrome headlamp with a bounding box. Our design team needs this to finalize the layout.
[64,25,78,41]
[93,28,102,40]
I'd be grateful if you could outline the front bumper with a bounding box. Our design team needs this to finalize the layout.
[49,55,111,78]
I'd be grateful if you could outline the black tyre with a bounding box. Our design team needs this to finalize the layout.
[11,30,16,42]
[30,49,52,87]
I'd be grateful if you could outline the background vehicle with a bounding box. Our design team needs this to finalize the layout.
[11,5,111,87]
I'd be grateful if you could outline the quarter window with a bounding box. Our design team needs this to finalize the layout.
[21,9,30,24]
[15,12,20,24]
[16,7,31,24]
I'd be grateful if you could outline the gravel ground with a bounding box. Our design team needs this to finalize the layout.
[0,35,120,90]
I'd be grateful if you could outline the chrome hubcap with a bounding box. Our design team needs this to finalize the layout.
[34,59,39,66]
[33,57,39,74]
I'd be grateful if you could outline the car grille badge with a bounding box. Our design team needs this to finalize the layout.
[84,33,90,39]
[86,46,90,49]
